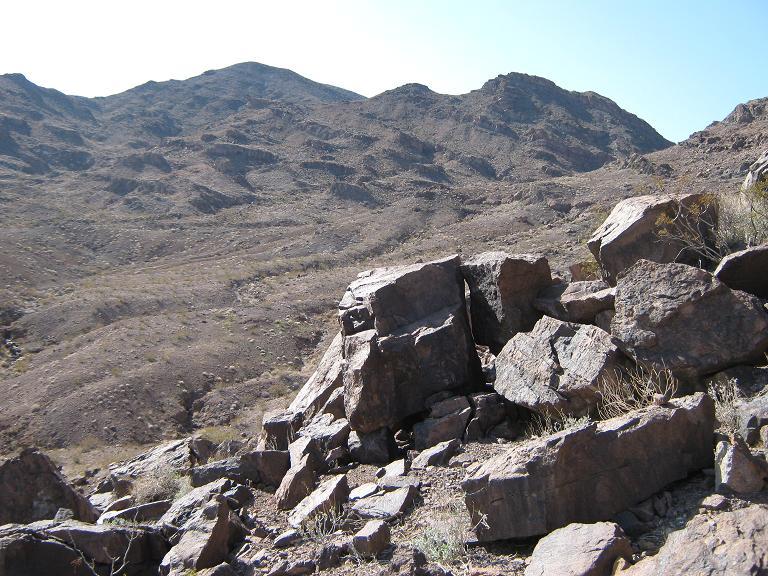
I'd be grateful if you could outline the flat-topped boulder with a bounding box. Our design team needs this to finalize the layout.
[587,193,716,285]
[461,251,553,353]
[611,260,768,383]
[462,393,714,541]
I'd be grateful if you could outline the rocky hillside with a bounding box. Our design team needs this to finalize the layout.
[0,63,676,454]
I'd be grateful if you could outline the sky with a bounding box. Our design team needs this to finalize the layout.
[2,0,765,142]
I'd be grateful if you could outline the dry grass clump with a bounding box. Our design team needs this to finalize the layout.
[597,364,678,420]
[300,506,361,545]
[413,500,471,567]
[132,468,190,504]
[707,377,742,435]
[526,409,591,439]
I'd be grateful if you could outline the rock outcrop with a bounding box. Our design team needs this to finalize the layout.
[462,393,714,541]
[714,243,768,298]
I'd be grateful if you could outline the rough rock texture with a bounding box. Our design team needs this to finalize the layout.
[587,193,716,285]
[352,520,391,558]
[460,251,553,353]
[465,393,508,441]
[340,256,481,433]
[611,260,768,382]
[624,505,768,575]
[288,333,345,419]
[351,485,419,520]
[738,394,768,445]
[714,243,768,298]
[494,316,625,416]
[411,439,462,469]
[288,474,349,528]
[462,394,714,541]
[741,149,768,191]
[107,438,213,486]
[0,520,168,576]
[524,522,632,576]
[347,428,394,464]
[241,450,290,488]
[160,479,233,528]
[413,396,472,449]
[535,280,615,324]
[296,414,350,452]
[275,455,317,510]
[259,410,303,451]
[714,436,768,494]
[97,499,171,524]
[0,448,97,524]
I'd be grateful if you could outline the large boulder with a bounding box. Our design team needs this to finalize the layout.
[108,438,212,483]
[462,393,714,541]
[714,436,768,494]
[714,243,768,298]
[493,316,626,416]
[611,260,768,383]
[288,474,349,528]
[738,393,768,445]
[0,448,97,524]
[288,332,345,419]
[460,252,553,353]
[340,256,481,434]
[534,281,615,325]
[524,522,632,576]
[623,505,768,575]
[413,396,472,449]
[587,193,716,285]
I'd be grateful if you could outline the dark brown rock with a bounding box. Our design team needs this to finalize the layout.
[275,455,317,510]
[352,519,391,558]
[411,439,461,469]
[714,243,768,298]
[348,428,395,464]
[351,485,419,520]
[413,397,471,449]
[259,410,303,451]
[714,435,768,494]
[288,474,349,528]
[288,333,345,419]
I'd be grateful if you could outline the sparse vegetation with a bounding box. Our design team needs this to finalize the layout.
[132,468,190,504]
[299,507,359,545]
[413,500,470,567]
[526,409,591,438]
[597,364,679,420]
[707,377,742,435]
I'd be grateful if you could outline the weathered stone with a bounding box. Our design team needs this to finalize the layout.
[376,458,409,478]
[738,393,768,445]
[377,476,421,492]
[340,256,481,434]
[715,436,768,494]
[287,436,323,470]
[462,394,714,541]
[288,333,345,419]
[352,520,391,558]
[160,479,233,527]
[348,428,394,464]
[100,495,134,515]
[611,260,768,383]
[550,281,615,324]
[476,344,497,383]
[98,499,171,524]
[315,540,348,570]
[275,455,317,511]
[273,529,302,548]
[524,522,632,576]
[241,450,290,488]
[412,439,462,470]
[699,493,729,511]
[587,193,717,285]
[741,149,768,191]
[109,438,208,481]
[461,251,553,353]
[161,497,247,572]
[198,563,238,576]
[714,243,768,298]
[0,448,97,524]
[288,474,349,528]
[624,505,768,575]
[465,393,508,441]
[190,457,257,487]
[350,483,379,500]
[297,414,350,452]
[708,365,768,400]
[319,387,346,420]
[259,410,303,451]
[494,316,626,416]
[351,485,419,520]
[414,398,471,449]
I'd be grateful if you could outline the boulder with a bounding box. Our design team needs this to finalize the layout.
[275,455,317,511]
[288,474,349,528]
[160,479,233,528]
[348,428,394,464]
[241,450,290,488]
[288,333,345,419]
[413,397,472,449]
[190,457,256,487]
[296,414,350,453]
[738,394,768,445]
[0,448,97,524]
[349,483,379,501]
[161,497,247,572]
[351,485,419,520]
[587,193,717,285]
[98,499,171,524]
[376,458,409,478]
[341,256,480,433]
[411,439,462,469]
[624,505,768,575]
[461,251,553,353]
[287,436,324,470]
[611,260,768,383]
[714,436,768,494]
[259,410,303,451]
[494,316,626,416]
[714,243,768,298]
[462,393,714,541]
[0,521,167,576]
[465,393,508,441]
[352,520,391,558]
[524,522,632,576]
[741,149,768,191]
[535,281,615,324]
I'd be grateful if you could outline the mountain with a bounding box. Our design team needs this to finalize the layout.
[0,60,734,456]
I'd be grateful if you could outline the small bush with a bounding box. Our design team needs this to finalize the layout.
[707,377,742,435]
[414,500,470,566]
[597,364,678,420]
[526,410,591,438]
[132,468,189,504]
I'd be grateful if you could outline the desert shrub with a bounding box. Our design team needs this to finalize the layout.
[132,468,190,504]
[597,364,678,420]
[707,377,742,435]
[526,409,591,438]
[413,500,470,566]
[300,506,359,545]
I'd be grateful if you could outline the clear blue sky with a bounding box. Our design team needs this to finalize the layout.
[2,0,765,142]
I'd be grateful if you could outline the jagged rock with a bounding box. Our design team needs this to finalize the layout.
[738,394,768,445]
[160,479,233,527]
[494,316,625,416]
[297,414,350,453]
[611,260,768,383]
[414,397,472,449]
[624,505,768,575]
[377,475,421,491]
[161,497,247,572]
[287,436,323,470]
[524,522,632,576]
[190,457,255,487]
[587,193,717,285]
[259,410,303,451]
[319,387,346,420]
[100,494,134,514]
[0,520,168,576]
[351,485,419,520]
[288,474,349,528]
[714,243,768,298]
[275,455,317,510]
[0,448,97,524]
[376,458,409,478]
[352,520,391,558]
[714,435,768,494]
[465,393,509,441]
[242,450,290,488]
[462,394,714,541]
[708,365,768,399]
[315,540,348,570]
[461,251,553,353]
[476,345,497,382]
[411,439,462,469]
[339,256,481,433]
[535,280,615,324]
[348,428,394,464]
[199,564,238,576]
[741,149,768,191]
[109,438,211,482]
[98,499,171,524]
[273,529,302,548]
[349,483,379,500]
[324,446,349,468]
[288,333,345,419]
